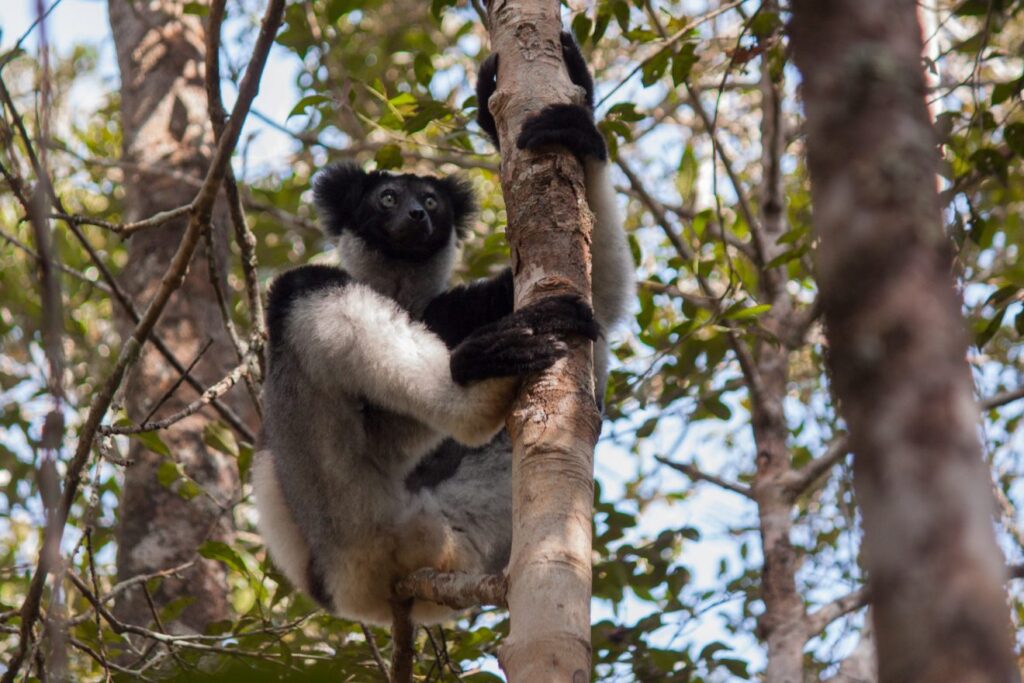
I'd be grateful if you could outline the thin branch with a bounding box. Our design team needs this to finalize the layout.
[0,226,112,294]
[100,352,257,436]
[360,623,391,680]
[205,1,266,383]
[806,586,870,637]
[655,455,753,498]
[596,0,746,108]
[140,338,215,425]
[980,387,1024,411]
[394,569,508,610]
[780,434,850,499]
[390,599,415,683]
[685,82,764,265]
[50,204,193,237]
[0,3,284,678]
[639,279,718,310]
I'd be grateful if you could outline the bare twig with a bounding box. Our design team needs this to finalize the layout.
[0,3,284,677]
[360,623,391,680]
[394,569,508,610]
[781,434,850,499]
[101,352,257,436]
[205,2,266,382]
[140,338,215,425]
[655,455,753,498]
[806,586,870,636]
[596,0,746,108]
[980,387,1024,411]
[0,226,113,294]
[50,205,192,236]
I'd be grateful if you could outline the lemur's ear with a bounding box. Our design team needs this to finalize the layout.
[313,162,370,235]
[437,175,477,239]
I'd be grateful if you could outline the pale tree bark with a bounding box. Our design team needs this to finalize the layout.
[109,0,250,632]
[749,10,805,680]
[484,1,601,679]
[790,2,1018,682]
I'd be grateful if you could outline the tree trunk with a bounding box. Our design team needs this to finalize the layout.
[484,2,600,680]
[790,3,1018,682]
[753,30,804,681]
[109,0,245,633]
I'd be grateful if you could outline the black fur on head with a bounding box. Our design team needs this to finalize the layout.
[313,162,477,261]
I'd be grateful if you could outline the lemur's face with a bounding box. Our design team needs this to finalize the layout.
[313,163,476,263]
[359,177,456,260]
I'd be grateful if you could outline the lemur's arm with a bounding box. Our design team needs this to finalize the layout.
[267,264,595,445]
[421,268,514,348]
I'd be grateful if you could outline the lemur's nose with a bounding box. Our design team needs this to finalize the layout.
[409,208,426,222]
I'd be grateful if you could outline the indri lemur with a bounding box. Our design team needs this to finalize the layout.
[253,33,634,625]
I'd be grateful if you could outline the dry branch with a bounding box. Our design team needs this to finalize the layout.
[394,569,508,610]
[806,586,870,637]
[655,455,753,499]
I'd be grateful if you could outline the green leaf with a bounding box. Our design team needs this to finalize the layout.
[724,303,772,320]
[375,144,403,170]
[719,657,751,679]
[572,13,593,45]
[970,148,1008,183]
[991,79,1020,105]
[413,54,434,86]
[156,460,180,489]
[612,0,630,32]
[203,421,238,457]
[641,50,670,86]
[237,442,254,483]
[976,306,1008,348]
[1005,122,1024,156]
[182,1,209,16]
[137,431,171,458]
[199,540,248,576]
[671,43,699,86]
[287,94,331,119]
[748,11,781,39]
[676,144,698,200]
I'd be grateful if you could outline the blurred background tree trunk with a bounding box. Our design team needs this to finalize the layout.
[109,0,250,633]
[791,1,1018,681]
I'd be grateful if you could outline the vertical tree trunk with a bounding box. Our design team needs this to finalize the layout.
[752,27,804,681]
[109,0,244,632]
[484,2,600,680]
[790,3,1018,682]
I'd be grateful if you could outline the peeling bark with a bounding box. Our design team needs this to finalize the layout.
[790,2,1018,681]
[484,1,600,680]
[109,0,247,633]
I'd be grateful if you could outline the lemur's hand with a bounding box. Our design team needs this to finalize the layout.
[450,294,598,385]
[477,31,597,153]
[516,103,608,162]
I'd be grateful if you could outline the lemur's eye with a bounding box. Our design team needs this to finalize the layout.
[424,196,438,211]
[380,190,397,208]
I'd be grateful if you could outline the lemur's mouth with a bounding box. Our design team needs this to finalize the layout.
[389,219,432,243]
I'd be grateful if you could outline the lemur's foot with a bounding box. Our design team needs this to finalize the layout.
[516,104,608,162]
[559,31,595,109]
